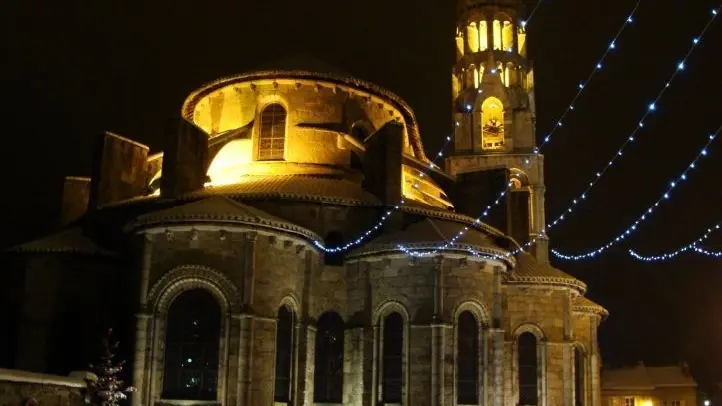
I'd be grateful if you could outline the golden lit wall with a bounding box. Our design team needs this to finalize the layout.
[183,78,417,185]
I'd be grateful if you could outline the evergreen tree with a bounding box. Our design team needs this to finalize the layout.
[87,328,135,406]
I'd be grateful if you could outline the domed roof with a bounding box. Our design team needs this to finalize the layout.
[508,253,587,293]
[347,216,514,267]
[249,53,356,79]
[128,196,320,241]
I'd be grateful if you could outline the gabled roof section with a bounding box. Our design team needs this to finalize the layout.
[128,196,320,241]
[8,227,114,256]
[507,253,587,293]
[573,295,609,318]
[347,217,514,266]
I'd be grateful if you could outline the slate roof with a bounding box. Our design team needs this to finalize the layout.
[8,227,114,256]
[573,295,609,318]
[603,364,697,391]
[129,196,320,241]
[186,175,381,206]
[508,253,587,293]
[348,217,514,267]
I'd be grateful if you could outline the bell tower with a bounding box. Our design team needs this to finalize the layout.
[445,0,549,262]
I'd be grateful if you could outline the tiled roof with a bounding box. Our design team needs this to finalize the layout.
[129,196,320,241]
[646,366,697,387]
[8,227,114,256]
[347,217,514,266]
[603,364,697,391]
[508,253,587,293]
[603,365,656,391]
[186,175,381,206]
[573,296,609,317]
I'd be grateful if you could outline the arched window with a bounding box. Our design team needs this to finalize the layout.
[502,20,514,51]
[518,332,538,406]
[467,22,479,52]
[574,346,586,406]
[478,21,488,51]
[493,20,502,50]
[481,97,505,150]
[518,25,528,57]
[314,312,345,403]
[382,312,403,404]
[258,103,286,161]
[163,289,221,400]
[275,305,295,403]
[457,311,479,404]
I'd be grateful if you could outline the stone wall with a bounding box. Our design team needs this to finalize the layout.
[0,369,86,406]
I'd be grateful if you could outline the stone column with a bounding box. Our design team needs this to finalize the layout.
[530,185,549,263]
[237,315,255,406]
[132,233,153,406]
[430,256,446,406]
[490,265,506,406]
[590,317,601,406]
[132,313,151,406]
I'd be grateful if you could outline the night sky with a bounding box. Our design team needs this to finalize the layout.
[2,0,722,391]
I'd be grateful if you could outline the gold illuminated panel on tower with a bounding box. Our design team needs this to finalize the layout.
[481,97,504,150]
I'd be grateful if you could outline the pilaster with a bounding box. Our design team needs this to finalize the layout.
[132,313,151,406]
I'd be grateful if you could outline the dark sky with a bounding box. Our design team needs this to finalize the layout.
[2,0,722,390]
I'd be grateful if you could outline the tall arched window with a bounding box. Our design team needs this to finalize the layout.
[258,103,286,161]
[457,311,479,404]
[382,312,403,404]
[314,311,345,403]
[163,289,221,400]
[275,305,295,403]
[574,346,586,406]
[518,332,538,406]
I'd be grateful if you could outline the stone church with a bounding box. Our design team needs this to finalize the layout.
[0,0,608,405]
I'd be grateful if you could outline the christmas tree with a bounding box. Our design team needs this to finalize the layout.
[87,328,136,406]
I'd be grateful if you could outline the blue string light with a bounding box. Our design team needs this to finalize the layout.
[521,0,546,29]
[398,3,640,258]
[692,245,722,258]
[550,125,721,261]
[628,222,721,262]
[546,5,721,230]
[535,1,640,152]
[313,134,455,253]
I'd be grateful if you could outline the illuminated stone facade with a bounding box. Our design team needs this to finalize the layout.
[1,1,607,406]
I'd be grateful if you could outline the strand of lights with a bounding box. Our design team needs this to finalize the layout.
[546,5,721,229]
[691,245,722,258]
[522,0,545,28]
[314,133,455,253]
[550,125,721,261]
[398,4,639,258]
[628,222,721,262]
[535,1,640,152]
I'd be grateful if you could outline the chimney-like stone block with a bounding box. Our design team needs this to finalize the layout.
[455,168,509,232]
[362,122,404,205]
[160,118,209,199]
[60,176,91,226]
[89,132,150,208]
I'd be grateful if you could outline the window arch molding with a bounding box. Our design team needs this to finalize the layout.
[373,300,410,406]
[144,265,240,404]
[453,301,490,406]
[512,323,547,406]
[274,297,300,404]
